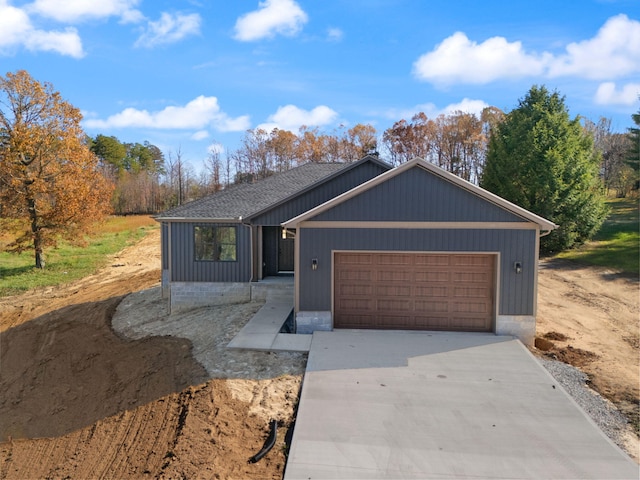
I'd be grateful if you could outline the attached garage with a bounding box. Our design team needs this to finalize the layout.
[283,158,557,346]
[334,252,495,332]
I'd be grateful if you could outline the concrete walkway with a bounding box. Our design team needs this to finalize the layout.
[284,330,638,479]
[227,279,311,352]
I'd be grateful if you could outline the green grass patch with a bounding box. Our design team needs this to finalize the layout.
[557,197,639,275]
[0,216,158,297]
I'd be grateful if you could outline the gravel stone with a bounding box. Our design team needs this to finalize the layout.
[538,357,630,450]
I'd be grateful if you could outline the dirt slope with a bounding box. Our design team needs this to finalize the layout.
[0,229,302,479]
[0,229,637,478]
[536,259,639,459]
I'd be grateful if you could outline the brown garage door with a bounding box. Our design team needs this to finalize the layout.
[334,252,495,331]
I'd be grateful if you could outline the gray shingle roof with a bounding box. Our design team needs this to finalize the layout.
[156,162,350,220]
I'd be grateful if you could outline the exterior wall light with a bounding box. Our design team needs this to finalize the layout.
[312,258,318,270]
[514,262,522,274]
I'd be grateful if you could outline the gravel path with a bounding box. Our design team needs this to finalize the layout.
[539,357,632,452]
[112,286,307,379]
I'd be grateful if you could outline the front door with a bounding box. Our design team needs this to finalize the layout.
[278,229,295,272]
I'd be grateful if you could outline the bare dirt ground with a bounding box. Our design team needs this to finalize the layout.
[0,229,305,479]
[536,259,639,460]
[0,229,637,478]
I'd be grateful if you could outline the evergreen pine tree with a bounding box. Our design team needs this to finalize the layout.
[481,85,608,253]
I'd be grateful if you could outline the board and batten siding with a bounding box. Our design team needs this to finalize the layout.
[168,222,252,282]
[312,167,525,223]
[249,161,389,225]
[161,222,169,270]
[297,227,537,316]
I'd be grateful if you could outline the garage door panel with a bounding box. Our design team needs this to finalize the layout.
[454,286,491,298]
[376,285,412,297]
[337,315,376,328]
[377,254,412,265]
[337,298,373,311]
[414,316,450,329]
[452,255,492,267]
[339,253,374,265]
[377,298,412,312]
[338,270,373,281]
[377,270,413,282]
[377,315,413,328]
[414,255,450,266]
[450,316,491,330]
[415,300,448,313]
[334,252,494,332]
[453,300,491,314]
[414,286,448,297]
[453,272,491,283]
[415,271,450,282]
[339,284,373,296]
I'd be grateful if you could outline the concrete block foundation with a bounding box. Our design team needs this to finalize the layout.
[496,315,536,346]
[296,311,332,334]
[170,282,251,313]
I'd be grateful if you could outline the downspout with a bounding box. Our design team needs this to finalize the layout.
[240,217,254,282]
[167,222,172,312]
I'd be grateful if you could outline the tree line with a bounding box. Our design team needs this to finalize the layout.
[89,106,637,218]
[1,70,639,266]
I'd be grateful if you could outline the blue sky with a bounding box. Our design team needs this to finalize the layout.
[1,0,639,172]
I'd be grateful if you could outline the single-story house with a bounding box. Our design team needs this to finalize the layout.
[156,156,557,345]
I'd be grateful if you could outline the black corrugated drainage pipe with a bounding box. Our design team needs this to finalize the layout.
[248,419,277,463]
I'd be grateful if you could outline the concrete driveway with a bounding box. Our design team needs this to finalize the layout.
[284,330,638,479]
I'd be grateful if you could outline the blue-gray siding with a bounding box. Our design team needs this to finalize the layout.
[312,167,525,223]
[250,161,389,225]
[161,222,169,270]
[168,222,252,282]
[297,228,537,316]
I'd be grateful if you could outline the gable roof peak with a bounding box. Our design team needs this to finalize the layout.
[283,157,558,231]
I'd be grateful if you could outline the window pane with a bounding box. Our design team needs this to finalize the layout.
[194,225,237,262]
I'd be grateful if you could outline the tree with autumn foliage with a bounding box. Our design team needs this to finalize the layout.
[381,108,501,183]
[0,70,114,268]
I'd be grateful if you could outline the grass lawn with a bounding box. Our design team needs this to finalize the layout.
[0,216,158,297]
[557,197,639,275]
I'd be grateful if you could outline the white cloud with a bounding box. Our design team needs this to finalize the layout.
[83,95,251,132]
[28,0,144,23]
[413,15,640,86]
[258,104,338,132]
[218,114,252,132]
[385,98,489,121]
[26,27,84,57]
[135,12,201,48]
[594,82,640,106]
[234,0,308,41]
[207,142,225,155]
[191,130,209,140]
[413,31,548,85]
[441,98,490,116]
[0,1,84,57]
[548,15,640,80]
[327,27,343,42]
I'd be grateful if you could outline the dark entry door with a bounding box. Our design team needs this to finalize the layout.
[278,232,294,271]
